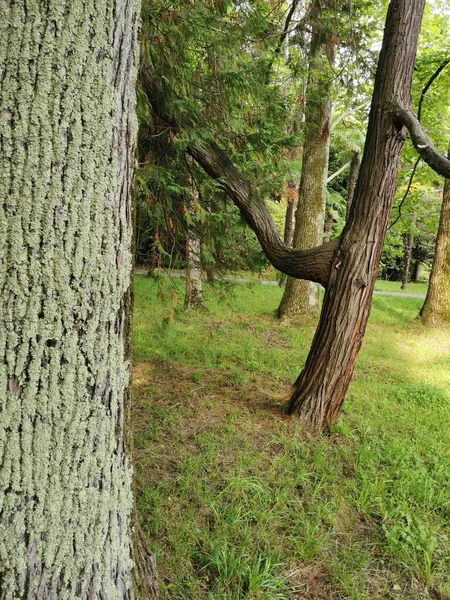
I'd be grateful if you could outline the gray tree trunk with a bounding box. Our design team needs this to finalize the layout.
[420,145,450,324]
[0,1,157,598]
[185,190,203,309]
[278,0,333,319]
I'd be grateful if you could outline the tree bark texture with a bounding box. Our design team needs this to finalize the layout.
[420,147,450,325]
[285,0,426,429]
[184,191,203,309]
[0,1,157,598]
[401,212,417,290]
[278,1,333,319]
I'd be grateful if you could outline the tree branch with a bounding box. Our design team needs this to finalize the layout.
[395,107,450,178]
[187,138,338,287]
[417,58,450,122]
[274,0,299,57]
[140,65,339,287]
[327,160,351,183]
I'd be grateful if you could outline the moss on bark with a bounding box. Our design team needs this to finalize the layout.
[0,1,143,597]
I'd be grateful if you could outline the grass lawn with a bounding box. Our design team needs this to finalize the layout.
[132,276,450,600]
[374,280,429,296]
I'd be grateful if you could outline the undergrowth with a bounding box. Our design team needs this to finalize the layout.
[132,276,450,600]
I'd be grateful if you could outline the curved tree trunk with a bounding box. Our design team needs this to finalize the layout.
[0,1,157,598]
[285,0,425,430]
[278,0,333,319]
[420,147,450,325]
[401,211,417,290]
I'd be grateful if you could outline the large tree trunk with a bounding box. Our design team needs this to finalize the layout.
[420,148,450,325]
[0,1,157,598]
[278,1,333,319]
[401,211,417,290]
[285,0,425,429]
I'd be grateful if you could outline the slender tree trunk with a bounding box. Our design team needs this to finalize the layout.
[283,182,298,247]
[278,0,333,319]
[346,151,360,220]
[0,1,157,598]
[420,147,450,325]
[147,228,160,277]
[412,260,420,282]
[205,264,215,283]
[185,188,203,309]
[323,210,333,243]
[401,212,417,290]
[285,0,426,430]
[279,182,297,287]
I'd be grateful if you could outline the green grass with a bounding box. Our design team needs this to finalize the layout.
[132,276,450,600]
[374,279,428,295]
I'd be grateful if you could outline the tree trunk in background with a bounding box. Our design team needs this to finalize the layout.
[279,182,297,287]
[412,260,420,282]
[278,0,333,319]
[401,212,417,290]
[0,1,157,598]
[323,210,333,243]
[185,189,203,309]
[420,149,450,324]
[285,0,426,430]
[346,151,360,220]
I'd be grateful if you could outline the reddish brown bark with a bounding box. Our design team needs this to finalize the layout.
[284,0,426,429]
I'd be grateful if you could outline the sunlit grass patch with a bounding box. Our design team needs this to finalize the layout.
[132,276,450,599]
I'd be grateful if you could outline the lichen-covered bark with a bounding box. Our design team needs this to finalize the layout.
[185,231,203,309]
[0,1,146,598]
[185,191,203,310]
[278,0,333,319]
[420,151,450,325]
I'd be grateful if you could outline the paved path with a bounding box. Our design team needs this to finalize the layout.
[135,270,426,300]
